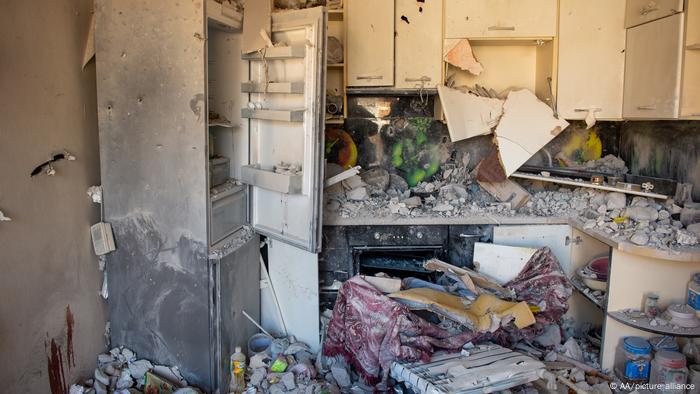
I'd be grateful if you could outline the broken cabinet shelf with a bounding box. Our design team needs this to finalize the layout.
[240,165,303,194]
[510,172,669,199]
[607,310,700,337]
[206,0,242,31]
[241,81,305,94]
[241,45,306,60]
[241,108,305,122]
[570,276,606,311]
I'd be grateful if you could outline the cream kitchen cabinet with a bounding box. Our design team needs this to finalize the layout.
[557,0,626,120]
[394,0,443,89]
[444,0,557,39]
[681,0,700,118]
[346,0,394,87]
[623,13,685,119]
[625,0,684,28]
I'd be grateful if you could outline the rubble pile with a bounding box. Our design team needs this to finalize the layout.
[581,193,699,248]
[69,347,199,394]
[244,337,352,394]
[583,154,629,175]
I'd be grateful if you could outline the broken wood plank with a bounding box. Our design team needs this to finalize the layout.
[437,84,503,142]
[477,179,531,209]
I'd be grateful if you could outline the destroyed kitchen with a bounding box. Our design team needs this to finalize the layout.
[3,0,700,393]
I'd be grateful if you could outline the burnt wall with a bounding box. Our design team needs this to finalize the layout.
[619,121,700,201]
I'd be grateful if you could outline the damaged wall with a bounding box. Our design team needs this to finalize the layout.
[0,0,107,393]
[619,121,700,201]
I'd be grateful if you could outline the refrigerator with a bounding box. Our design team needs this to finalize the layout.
[95,1,327,392]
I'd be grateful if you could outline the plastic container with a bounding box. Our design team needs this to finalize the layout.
[688,273,700,317]
[646,292,661,318]
[649,350,688,394]
[650,336,680,354]
[615,337,653,383]
[228,346,246,394]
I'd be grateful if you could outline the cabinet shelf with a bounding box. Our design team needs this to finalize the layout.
[240,165,303,194]
[242,45,306,60]
[207,0,242,31]
[607,310,700,337]
[241,81,305,94]
[570,276,606,311]
[241,108,305,122]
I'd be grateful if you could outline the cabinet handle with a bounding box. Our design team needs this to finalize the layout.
[488,25,516,31]
[640,5,659,15]
[637,105,657,110]
[405,77,431,82]
[687,44,700,50]
[357,75,383,80]
[574,107,602,112]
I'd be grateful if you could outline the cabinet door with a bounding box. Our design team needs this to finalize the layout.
[445,0,557,39]
[395,0,442,89]
[625,0,684,28]
[246,8,326,252]
[623,14,684,119]
[681,0,700,118]
[346,0,394,86]
[557,0,626,120]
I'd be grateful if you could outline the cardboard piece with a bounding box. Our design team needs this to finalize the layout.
[362,275,402,293]
[437,84,503,142]
[242,0,272,54]
[493,90,569,177]
[473,243,538,285]
[389,289,535,332]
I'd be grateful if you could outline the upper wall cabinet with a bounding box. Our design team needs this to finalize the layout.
[625,0,684,28]
[681,0,700,118]
[623,13,685,119]
[557,0,626,120]
[395,0,443,89]
[346,0,394,87]
[445,0,557,39]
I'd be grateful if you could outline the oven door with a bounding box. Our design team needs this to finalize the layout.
[210,184,247,244]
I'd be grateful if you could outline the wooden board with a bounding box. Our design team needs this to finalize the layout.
[477,179,531,209]
[557,0,625,120]
[473,243,537,284]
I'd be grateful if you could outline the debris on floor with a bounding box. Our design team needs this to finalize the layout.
[69,347,201,394]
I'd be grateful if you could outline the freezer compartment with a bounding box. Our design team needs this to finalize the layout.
[240,165,303,194]
[210,184,247,244]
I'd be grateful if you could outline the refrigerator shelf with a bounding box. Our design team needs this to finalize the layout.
[240,165,303,194]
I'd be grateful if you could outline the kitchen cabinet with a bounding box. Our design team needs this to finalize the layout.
[445,0,557,39]
[394,0,443,89]
[625,0,684,28]
[557,0,626,120]
[96,2,327,391]
[623,13,685,119]
[346,0,394,87]
[681,0,700,118]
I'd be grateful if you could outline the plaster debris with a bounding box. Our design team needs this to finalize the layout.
[87,186,103,204]
[274,162,302,176]
[584,154,629,175]
[0,210,11,221]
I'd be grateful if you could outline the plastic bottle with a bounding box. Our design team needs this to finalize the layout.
[229,346,246,394]
[688,273,700,317]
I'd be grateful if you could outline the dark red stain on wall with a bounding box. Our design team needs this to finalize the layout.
[46,338,67,394]
[66,306,75,369]
[46,304,75,394]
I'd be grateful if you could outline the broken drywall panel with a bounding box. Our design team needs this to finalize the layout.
[0,210,11,221]
[437,84,503,142]
[242,0,272,53]
[473,243,537,285]
[477,179,531,209]
[444,39,484,75]
[494,89,569,177]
